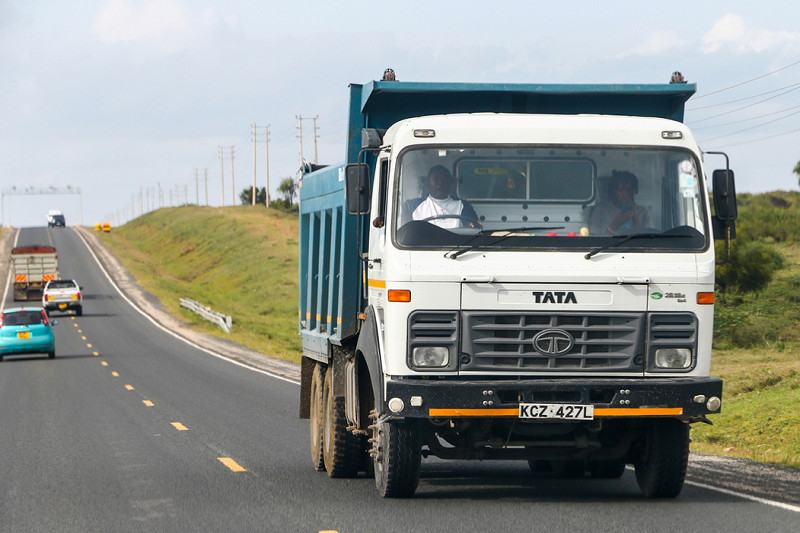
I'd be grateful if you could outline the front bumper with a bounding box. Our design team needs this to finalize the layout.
[384,377,722,421]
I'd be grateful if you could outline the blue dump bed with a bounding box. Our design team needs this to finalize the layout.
[298,80,696,357]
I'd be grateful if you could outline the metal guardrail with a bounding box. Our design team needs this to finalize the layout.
[179,298,232,333]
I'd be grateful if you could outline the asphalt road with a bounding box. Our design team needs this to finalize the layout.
[1,226,798,533]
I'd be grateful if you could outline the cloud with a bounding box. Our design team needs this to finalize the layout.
[92,0,220,54]
[701,13,800,53]
[617,31,685,58]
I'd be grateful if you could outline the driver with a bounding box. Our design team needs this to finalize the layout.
[402,165,479,228]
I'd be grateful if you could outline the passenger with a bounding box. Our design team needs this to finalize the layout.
[401,166,480,229]
[589,171,652,236]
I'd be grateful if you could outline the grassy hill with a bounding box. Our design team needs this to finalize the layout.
[94,196,800,468]
[96,206,302,362]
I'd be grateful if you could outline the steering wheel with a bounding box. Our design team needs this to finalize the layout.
[421,214,482,228]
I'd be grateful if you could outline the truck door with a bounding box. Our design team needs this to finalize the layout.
[367,157,389,308]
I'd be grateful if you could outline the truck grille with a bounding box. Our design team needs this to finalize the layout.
[461,312,644,372]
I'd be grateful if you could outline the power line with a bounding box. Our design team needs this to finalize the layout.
[687,82,800,110]
[697,107,800,143]
[704,126,800,149]
[691,103,800,130]
[692,59,800,100]
[687,84,800,124]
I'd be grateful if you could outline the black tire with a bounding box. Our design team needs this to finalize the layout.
[373,415,421,498]
[588,459,626,479]
[551,459,586,478]
[76,307,83,317]
[48,351,55,359]
[635,419,690,498]
[309,363,326,471]
[322,367,362,478]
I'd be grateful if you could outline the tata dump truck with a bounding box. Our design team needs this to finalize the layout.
[11,245,59,301]
[298,78,737,498]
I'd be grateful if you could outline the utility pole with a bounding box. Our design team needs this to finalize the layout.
[230,146,235,207]
[252,124,257,205]
[297,115,304,170]
[139,188,143,216]
[219,146,225,207]
[313,115,319,165]
[131,194,135,220]
[204,168,209,207]
[265,125,271,206]
[170,189,173,207]
[194,169,199,206]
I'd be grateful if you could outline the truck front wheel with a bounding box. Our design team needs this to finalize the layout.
[371,413,421,498]
[322,368,362,478]
[635,419,690,498]
[309,362,326,471]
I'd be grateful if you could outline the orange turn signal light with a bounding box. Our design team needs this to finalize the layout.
[388,290,411,303]
[697,292,715,305]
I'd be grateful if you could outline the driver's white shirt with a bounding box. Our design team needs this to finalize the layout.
[412,196,464,228]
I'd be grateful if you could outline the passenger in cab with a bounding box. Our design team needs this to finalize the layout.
[589,171,652,236]
[401,166,480,229]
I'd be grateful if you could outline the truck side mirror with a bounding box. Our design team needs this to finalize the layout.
[712,169,738,222]
[345,163,371,215]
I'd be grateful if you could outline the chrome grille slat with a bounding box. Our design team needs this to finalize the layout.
[462,312,645,373]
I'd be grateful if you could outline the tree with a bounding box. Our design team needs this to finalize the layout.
[794,160,800,188]
[278,177,298,206]
[239,186,267,206]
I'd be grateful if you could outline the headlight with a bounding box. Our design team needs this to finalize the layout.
[654,348,692,369]
[412,346,449,368]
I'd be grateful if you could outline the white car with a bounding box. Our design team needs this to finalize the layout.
[43,279,83,316]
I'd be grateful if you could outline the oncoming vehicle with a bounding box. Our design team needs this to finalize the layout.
[0,308,58,362]
[47,210,66,227]
[43,279,83,316]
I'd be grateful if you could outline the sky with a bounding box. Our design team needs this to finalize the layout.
[1,0,799,227]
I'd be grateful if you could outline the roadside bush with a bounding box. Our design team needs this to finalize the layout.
[716,240,784,293]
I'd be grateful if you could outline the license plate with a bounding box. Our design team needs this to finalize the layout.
[17,331,31,339]
[59,303,67,309]
[519,403,594,420]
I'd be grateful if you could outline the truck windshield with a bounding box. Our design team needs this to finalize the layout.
[393,146,707,252]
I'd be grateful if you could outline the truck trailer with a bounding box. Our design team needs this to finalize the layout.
[11,245,59,301]
[298,78,737,498]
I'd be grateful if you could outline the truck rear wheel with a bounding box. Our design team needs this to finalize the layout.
[372,413,421,498]
[322,368,362,478]
[635,419,690,498]
[309,362,326,471]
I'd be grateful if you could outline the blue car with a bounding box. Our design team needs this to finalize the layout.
[0,307,58,362]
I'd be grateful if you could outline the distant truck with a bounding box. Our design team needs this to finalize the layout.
[47,210,66,227]
[298,77,737,498]
[11,246,59,301]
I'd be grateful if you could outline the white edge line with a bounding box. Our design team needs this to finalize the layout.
[73,228,800,513]
[73,228,300,386]
[1,229,21,310]
[684,479,800,514]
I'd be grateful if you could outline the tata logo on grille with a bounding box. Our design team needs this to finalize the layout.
[532,329,574,356]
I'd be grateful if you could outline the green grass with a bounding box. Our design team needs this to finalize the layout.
[95,206,302,362]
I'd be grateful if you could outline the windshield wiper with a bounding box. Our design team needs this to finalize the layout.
[584,232,693,260]
[445,226,564,260]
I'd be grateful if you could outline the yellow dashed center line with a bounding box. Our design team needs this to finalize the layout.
[93,352,99,356]
[217,458,246,472]
[143,400,154,407]
[73,323,78,327]
[81,336,86,340]
[101,361,108,366]
[125,385,134,390]
[87,343,92,348]
[111,371,119,377]
[171,422,189,431]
